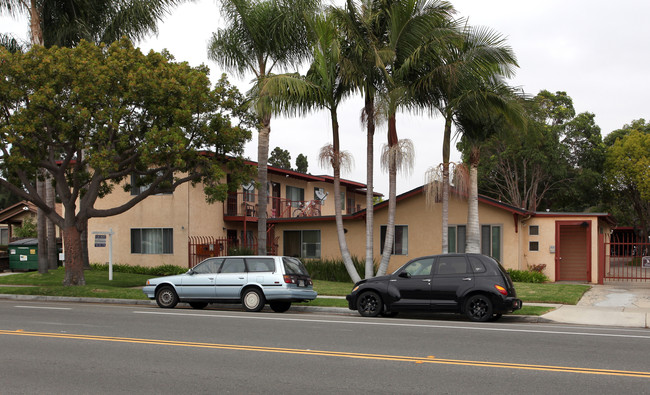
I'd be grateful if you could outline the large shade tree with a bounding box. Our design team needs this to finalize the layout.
[208,0,320,255]
[0,40,252,285]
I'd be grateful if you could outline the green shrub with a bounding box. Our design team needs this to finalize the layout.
[90,263,187,277]
[303,257,371,282]
[507,269,549,283]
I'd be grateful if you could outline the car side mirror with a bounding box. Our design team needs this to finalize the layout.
[187,269,195,275]
[398,272,411,279]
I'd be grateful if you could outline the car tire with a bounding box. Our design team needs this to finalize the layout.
[380,311,399,318]
[490,313,503,322]
[357,291,383,317]
[465,294,493,322]
[189,302,208,310]
[242,288,265,312]
[269,301,291,313]
[156,286,179,309]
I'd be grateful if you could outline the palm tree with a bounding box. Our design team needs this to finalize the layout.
[1,0,187,48]
[421,24,518,253]
[259,11,362,282]
[330,0,387,279]
[374,0,457,275]
[455,80,524,252]
[208,0,319,255]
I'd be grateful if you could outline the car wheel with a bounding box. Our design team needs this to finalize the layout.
[490,313,503,322]
[189,302,208,310]
[156,286,179,309]
[357,291,383,317]
[465,294,493,322]
[269,301,291,313]
[242,288,265,312]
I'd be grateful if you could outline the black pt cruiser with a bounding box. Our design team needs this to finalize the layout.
[346,253,522,322]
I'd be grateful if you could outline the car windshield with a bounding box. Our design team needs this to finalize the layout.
[283,257,309,275]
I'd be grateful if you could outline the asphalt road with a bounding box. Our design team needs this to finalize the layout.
[1,300,649,394]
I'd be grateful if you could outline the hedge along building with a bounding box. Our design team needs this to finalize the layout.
[271,185,615,283]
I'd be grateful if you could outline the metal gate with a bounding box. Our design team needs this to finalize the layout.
[604,232,650,282]
[188,236,232,268]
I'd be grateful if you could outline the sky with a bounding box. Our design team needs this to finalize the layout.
[2,0,649,196]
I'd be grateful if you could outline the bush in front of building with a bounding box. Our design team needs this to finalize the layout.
[91,263,187,277]
[507,269,549,283]
[303,257,370,283]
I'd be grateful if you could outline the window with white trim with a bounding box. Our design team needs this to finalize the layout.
[380,225,408,255]
[481,225,502,262]
[131,228,173,254]
[448,225,466,253]
[283,230,321,259]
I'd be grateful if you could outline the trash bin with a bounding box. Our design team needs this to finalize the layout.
[8,238,39,271]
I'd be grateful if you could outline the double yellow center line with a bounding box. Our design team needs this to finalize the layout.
[2,329,649,378]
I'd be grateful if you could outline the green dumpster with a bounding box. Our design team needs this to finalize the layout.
[8,238,39,271]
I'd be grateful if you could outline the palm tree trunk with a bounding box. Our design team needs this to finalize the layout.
[466,150,480,253]
[377,115,398,275]
[29,0,43,46]
[331,110,361,283]
[257,114,270,255]
[364,94,375,279]
[441,115,452,253]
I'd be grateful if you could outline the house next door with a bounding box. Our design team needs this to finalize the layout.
[556,221,591,282]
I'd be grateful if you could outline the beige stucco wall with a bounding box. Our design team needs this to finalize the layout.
[275,191,523,275]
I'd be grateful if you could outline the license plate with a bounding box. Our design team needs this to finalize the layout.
[298,280,305,287]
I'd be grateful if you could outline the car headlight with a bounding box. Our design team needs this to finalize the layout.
[352,285,359,292]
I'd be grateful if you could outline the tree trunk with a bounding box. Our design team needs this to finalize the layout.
[29,0,43,46]
[441,115,452,253]
[62,225,86,286]
[377,115,398,275]
[37,177,48,274]
[257,115,270,255]
[46,176,57,270]
[465,154,480,253]
[364,95,375,279]
[331,111,361,283]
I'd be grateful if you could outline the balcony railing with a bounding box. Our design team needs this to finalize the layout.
[224,192,325,219]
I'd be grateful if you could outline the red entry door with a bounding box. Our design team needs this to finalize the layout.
[556,222,591,281]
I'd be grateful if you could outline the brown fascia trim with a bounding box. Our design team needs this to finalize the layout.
[0,201,37,223]
[242,159,327,182]
[534,211,617,226]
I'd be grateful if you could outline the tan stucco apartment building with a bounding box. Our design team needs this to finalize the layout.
[84,163,614,284]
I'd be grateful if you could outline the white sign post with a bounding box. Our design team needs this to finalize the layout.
[92,229,115,280]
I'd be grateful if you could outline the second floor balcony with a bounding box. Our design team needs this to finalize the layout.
[224,192,327,220]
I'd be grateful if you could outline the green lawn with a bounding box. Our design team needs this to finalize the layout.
[0,268,591,316]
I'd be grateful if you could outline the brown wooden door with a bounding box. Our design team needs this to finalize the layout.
[556,222,591,281]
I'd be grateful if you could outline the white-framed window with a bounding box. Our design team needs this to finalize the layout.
[380,225,408,255]
[448,225,466,253]
[286,185,304,208]
[529,225,539,236]
[481,225,502,262]
[283,230,321,259]
[130,173,173,195]
[242,182,255,203]
[131,228,173,254]
[529,241,539,251]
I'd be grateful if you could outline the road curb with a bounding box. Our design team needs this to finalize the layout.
[0,293,551,323]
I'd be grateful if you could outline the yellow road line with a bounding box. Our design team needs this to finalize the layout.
[1,329,649,378]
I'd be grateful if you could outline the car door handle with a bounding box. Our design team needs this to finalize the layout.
[208,277,214,280]
[462,278,472,281]
[422,279,431,282]
[238,277,245,280]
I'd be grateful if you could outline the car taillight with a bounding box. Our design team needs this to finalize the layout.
[283,275,295,284]
[495,284,508,295]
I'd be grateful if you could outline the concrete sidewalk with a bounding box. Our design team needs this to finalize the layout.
[540,284,650,328]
